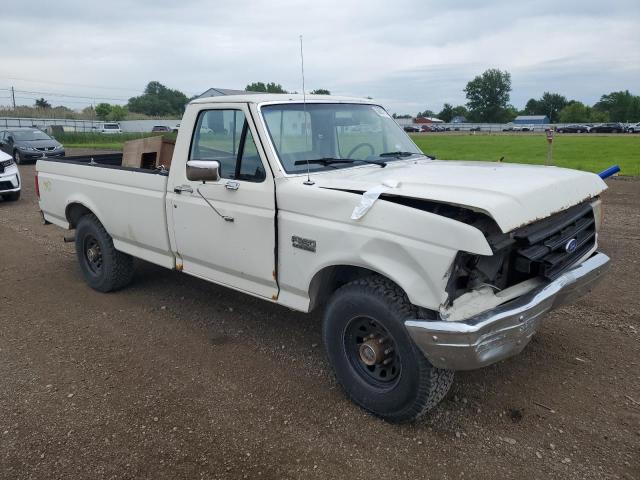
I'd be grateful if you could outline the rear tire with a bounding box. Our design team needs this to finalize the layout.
[75,214,134,292]
[2,191,20,201]
[323,276,454,423]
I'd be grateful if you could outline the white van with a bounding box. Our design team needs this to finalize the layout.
[100,123,122,134]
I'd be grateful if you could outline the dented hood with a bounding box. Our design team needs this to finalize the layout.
[314,159,607,232]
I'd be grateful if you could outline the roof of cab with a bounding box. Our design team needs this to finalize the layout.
[189,93,376,105]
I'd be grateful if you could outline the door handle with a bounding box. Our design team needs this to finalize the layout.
[225,181,240,191]
[174,184,193,194]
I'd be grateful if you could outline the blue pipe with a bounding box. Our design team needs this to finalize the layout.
[598,165,620,179]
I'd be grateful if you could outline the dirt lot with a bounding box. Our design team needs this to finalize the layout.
[1,162,638,480]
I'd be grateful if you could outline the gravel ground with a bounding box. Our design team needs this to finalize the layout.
[1,163,638,480]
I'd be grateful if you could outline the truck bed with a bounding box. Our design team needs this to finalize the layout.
[37,154,176,269]
[45,153,168,174]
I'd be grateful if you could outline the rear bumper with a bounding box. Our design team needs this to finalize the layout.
[405,252,610,371]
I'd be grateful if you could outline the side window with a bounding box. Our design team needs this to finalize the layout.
[190,109,265,182]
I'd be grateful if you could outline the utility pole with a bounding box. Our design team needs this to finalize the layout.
[10,86,16,110]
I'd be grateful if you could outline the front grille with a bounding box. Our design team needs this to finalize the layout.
[512,203,596,280]
[35,146,55,152]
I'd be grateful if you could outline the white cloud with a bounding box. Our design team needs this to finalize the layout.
[0,0,637,114]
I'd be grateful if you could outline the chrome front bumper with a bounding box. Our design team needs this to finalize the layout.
[405,252,610,371]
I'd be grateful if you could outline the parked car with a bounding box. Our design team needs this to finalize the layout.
[37,94,610,423]
[0,150,21,201]
[589,123,625,133]
[626,122,640,133]
[469,126,481,132]
[403,125,420,132]
[152,125,172,133]
[100,123,122,134]
[556,124,589,133]
[172,123,181,133]
[0,128,65,164]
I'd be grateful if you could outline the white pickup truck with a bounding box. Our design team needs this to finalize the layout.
[37,94,610,422]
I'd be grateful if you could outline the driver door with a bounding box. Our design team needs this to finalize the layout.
[168,105,278,299]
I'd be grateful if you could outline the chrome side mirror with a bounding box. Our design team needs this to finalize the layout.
[186,160,220,182]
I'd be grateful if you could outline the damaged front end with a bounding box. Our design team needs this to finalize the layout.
[404,199,609,370]
[440,200,599,322]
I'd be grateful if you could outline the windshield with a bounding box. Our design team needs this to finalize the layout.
[261,103,423,174]
[11,130,52,141]
[104,124,119,129]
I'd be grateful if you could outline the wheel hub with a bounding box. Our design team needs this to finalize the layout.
[87,246,99,262]
[359,338,385,366]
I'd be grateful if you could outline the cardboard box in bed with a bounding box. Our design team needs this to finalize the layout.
[122,136,175,170]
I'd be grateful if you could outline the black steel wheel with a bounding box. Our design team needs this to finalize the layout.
[83,234,103,275]
[323,276,454,423]
[343,316,401,388]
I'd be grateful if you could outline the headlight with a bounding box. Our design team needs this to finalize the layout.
[0,158,14,168]
[19,146,36,151]
[56,144,64,150]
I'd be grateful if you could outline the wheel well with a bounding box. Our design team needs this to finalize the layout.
[308,265,398,312]
[66,203,93,229]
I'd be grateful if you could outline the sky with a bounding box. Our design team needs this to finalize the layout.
[0,0,638,115]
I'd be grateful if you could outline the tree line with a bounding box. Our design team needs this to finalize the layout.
[84,82,331,121]
[19,76,639,124]
[408,69,639,124]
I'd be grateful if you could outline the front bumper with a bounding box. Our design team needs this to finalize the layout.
[0,168,21,192]
[19,150,65,160]
[405,252,610,370]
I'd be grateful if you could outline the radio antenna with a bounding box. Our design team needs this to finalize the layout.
[300,34,314,185]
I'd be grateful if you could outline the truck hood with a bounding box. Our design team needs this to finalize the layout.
[314,159,607,232]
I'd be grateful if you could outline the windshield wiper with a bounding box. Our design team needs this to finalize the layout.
[379,151,435,160]
[294,158,386,168]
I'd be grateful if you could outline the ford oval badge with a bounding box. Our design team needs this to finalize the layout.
[565,238,578,253]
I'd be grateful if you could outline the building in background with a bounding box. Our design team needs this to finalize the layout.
[197,88,257,98]
[514,115,550,125]
[415,116,444,124]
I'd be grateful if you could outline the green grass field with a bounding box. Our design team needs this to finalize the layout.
[60,131,639,176]
[58,132,177,150]
[411,134,640,176]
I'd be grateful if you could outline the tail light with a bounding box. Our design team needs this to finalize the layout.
[35,172,40,199]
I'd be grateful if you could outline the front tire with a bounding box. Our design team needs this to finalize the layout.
[2,191,20,201]
[75,214,134,292]
[13,150,23,165]
[323,276,454,423]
